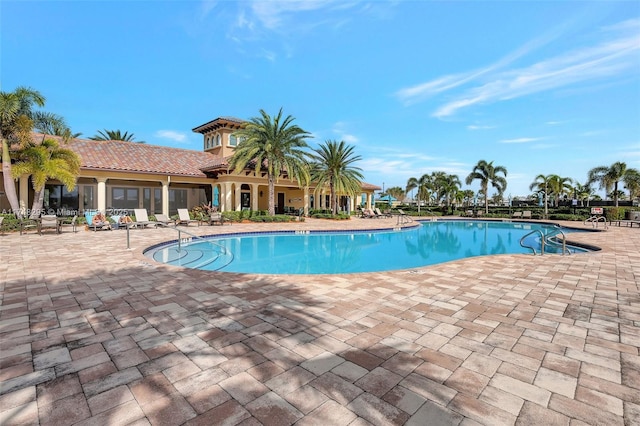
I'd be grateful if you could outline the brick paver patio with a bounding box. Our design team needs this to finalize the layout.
[1,217,638,425]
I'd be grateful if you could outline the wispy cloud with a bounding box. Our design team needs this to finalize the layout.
[467,125,496,131]
[155,130,188,143]
[331,121,359,144]
[396,18,640,118]
[220,1,395,60]
[500,137,543,144]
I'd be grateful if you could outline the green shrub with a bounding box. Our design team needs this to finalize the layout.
[248,215,296,223]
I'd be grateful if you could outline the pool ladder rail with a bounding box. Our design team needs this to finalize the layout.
[584,215,608,229]
[519,227,570,255]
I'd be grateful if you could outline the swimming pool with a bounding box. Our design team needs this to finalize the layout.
[145,220,591,274]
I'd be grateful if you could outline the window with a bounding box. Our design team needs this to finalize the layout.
[112,187,139,210]
[216,134,221,146]
[169,189,187,215]
[83,186,95,210]
[143,188,151,212]
[154,189,162,213]
[205,136,210,149]
[44,184,79,212]
[229,135,238,147]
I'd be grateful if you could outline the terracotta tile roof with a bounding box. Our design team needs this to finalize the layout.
[34,134,221,177]
[30,133,381,189]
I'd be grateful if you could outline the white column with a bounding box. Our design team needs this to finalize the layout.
[97,178,107,212]
[251,184,259,211]
[224,182,233,212]
[19,175,29,215]
[303,187,309,216]
[162,179,170,216]
[366,193,372,209]
[234,184,241,211]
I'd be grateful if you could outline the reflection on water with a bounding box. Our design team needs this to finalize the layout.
[149,220,584,274]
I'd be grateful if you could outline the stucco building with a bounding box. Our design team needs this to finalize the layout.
[0,117,380,217]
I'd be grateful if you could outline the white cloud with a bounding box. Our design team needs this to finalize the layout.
[500,137,542,144]
[396,18,640,118]
[467,125,496,130]
[155,130,188,143]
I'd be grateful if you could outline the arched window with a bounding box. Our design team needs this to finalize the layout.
[216,135,221,146]
[229,135,238,147]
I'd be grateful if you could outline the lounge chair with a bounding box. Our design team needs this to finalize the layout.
[176,208,199,226]
[374,208,391,218]
[133,209,158,228]
[512,211,523,219]
[465,210,474,217]
[522,211,532,219]
[154,214,174,226]
[86,211,112,231]
[361,208,376,218]
[207,212,226,226]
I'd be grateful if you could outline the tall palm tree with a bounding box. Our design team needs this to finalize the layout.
[229,108,311,216]
[622,168,640,203]
[1,87,47,217]
[33,112,81,139]
[309,140,364,215]
[548,175,573,207]
[437,173,461,209]
[573,181,594,207]
[529,174,553,217]
[587,162,635,207]
[90,129,144,143]
[12,138,81,218]
[465,160,508,214]
[406,174,433,213]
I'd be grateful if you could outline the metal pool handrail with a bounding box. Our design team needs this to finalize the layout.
[520,227,569,255]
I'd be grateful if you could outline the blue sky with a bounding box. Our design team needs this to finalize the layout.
[2,0,639,199]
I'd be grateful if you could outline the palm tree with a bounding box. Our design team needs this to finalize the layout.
[229,108,311,216]
[548,175,573,207]
[90,129,144,143]
[309,140,364,215]
[33,112,80,139]
[465,160,508,214]
[573,181,594,207]
[622,168,640,203]
[437,174,461,209]
[12,138,81,219]
[406,174,433,213]
[529,174,553,217]
[587,162,635,207]
[1,87,47,217]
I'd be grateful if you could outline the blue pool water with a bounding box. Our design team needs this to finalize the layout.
[145,220,590,274]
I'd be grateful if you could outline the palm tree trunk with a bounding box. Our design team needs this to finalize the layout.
[268,174,275,216]
[2,139,22,218]
[614,182,619,207]
[30,187,46,219]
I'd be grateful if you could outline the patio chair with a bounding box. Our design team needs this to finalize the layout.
[512,211,523,219]
[39,215,61,235]
[133,209,158,228]
[60,215,78,233]
[176,208,199,226]
[207,212,226,226]
[154,214,175,227]
[522,211,532,219]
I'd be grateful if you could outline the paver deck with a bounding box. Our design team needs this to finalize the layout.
[1,217,638,425]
